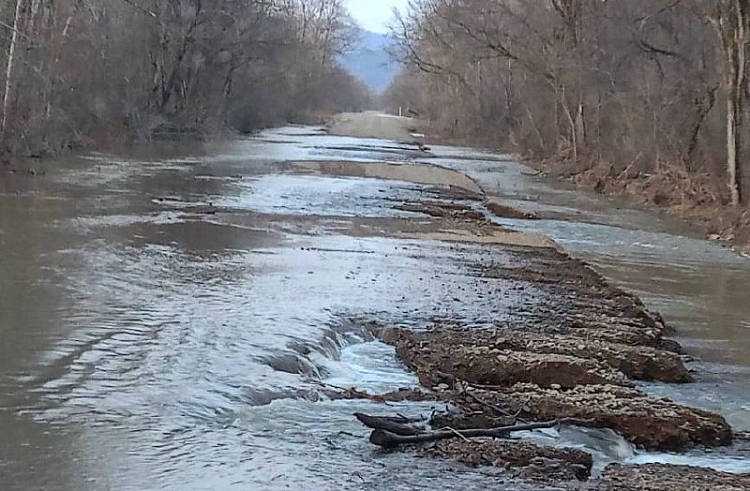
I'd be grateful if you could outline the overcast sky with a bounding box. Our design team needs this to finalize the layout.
[348,0,410,34]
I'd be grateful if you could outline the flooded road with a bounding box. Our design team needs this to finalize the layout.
[433,149,750,432]
[1,120,749,490]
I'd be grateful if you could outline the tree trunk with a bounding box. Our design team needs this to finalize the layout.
[711,0,748,206]
[2,0,25,135]
[727,0,748,206]
[734,0,747,205]
[727,80,742,205]
[364,419,582,449]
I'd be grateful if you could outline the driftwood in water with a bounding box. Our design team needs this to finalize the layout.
[354,413,425,436]
[366,419,579,449]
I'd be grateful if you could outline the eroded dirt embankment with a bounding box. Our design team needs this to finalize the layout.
[360,246,740,487]
[323,113,745,489]
[291,160,554,248]
[371,246,733,453]
[293,160,483,195]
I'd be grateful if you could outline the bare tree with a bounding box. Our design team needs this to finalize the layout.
[1,0,25,136]
[387,0,744,207]
[707,0,749,205]
[0,0,370,159]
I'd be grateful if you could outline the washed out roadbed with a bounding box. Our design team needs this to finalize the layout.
[350,235,741,488]
[316,113,745,488]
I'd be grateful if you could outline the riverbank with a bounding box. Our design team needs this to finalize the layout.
[415,119,750,256]
[0,111,347,171]
[538,158,750,255]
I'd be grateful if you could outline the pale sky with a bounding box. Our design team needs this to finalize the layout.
[348,0,410,34]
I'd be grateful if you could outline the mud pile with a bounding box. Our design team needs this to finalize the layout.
[480,384,731,451]
[419,439,593,482]
[395,201,487,221]
[600,464,750,491]
[382,328,691,388]
[382,328,634,389]
[485,198,540,220]
[396,198,542,224]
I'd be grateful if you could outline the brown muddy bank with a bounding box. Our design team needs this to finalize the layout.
[352,244,739,488]
[600,463,750,490]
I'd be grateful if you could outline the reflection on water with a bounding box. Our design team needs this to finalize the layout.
[1,126,749,490]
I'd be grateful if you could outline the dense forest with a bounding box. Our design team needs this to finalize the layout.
[0,0,371,159]
[385,0,750,223]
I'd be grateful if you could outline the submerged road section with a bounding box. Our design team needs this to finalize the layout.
[0,113,748,490]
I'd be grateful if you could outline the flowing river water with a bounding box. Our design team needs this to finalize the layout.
[0,122,748,490]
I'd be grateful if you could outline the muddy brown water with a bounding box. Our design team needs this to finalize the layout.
[1,124,749,490]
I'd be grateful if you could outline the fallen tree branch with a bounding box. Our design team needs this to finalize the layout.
[354,413,426,436]
[521,169,543,177]
[440,426,471,442]
[463,389,518,419]
[368,419,583,448]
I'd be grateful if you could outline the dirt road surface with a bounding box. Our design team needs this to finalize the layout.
[327,111,417,141]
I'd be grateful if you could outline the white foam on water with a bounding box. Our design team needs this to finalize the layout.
[624,452,750,474]
[317,341,420,394]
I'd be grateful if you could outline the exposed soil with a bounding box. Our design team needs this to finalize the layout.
[287,160,554,248]
[292,160,483,194]
[213,205,557,249]
[482,383,731,451]
[600,464,750,491]
[394,201,487,221]
[418,439,593,482]
[353,243,739,487]
[382,328,636,389]
[326,111,418,142]
[394,229,557,248]
[345,238,740,488]
[460,247,680,351]
[411,116,750,254]
[372,247,732,453]
[382,329,690,389]
[485,197,540,220]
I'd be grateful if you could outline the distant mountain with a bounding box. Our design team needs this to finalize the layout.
[339,30,400,93]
